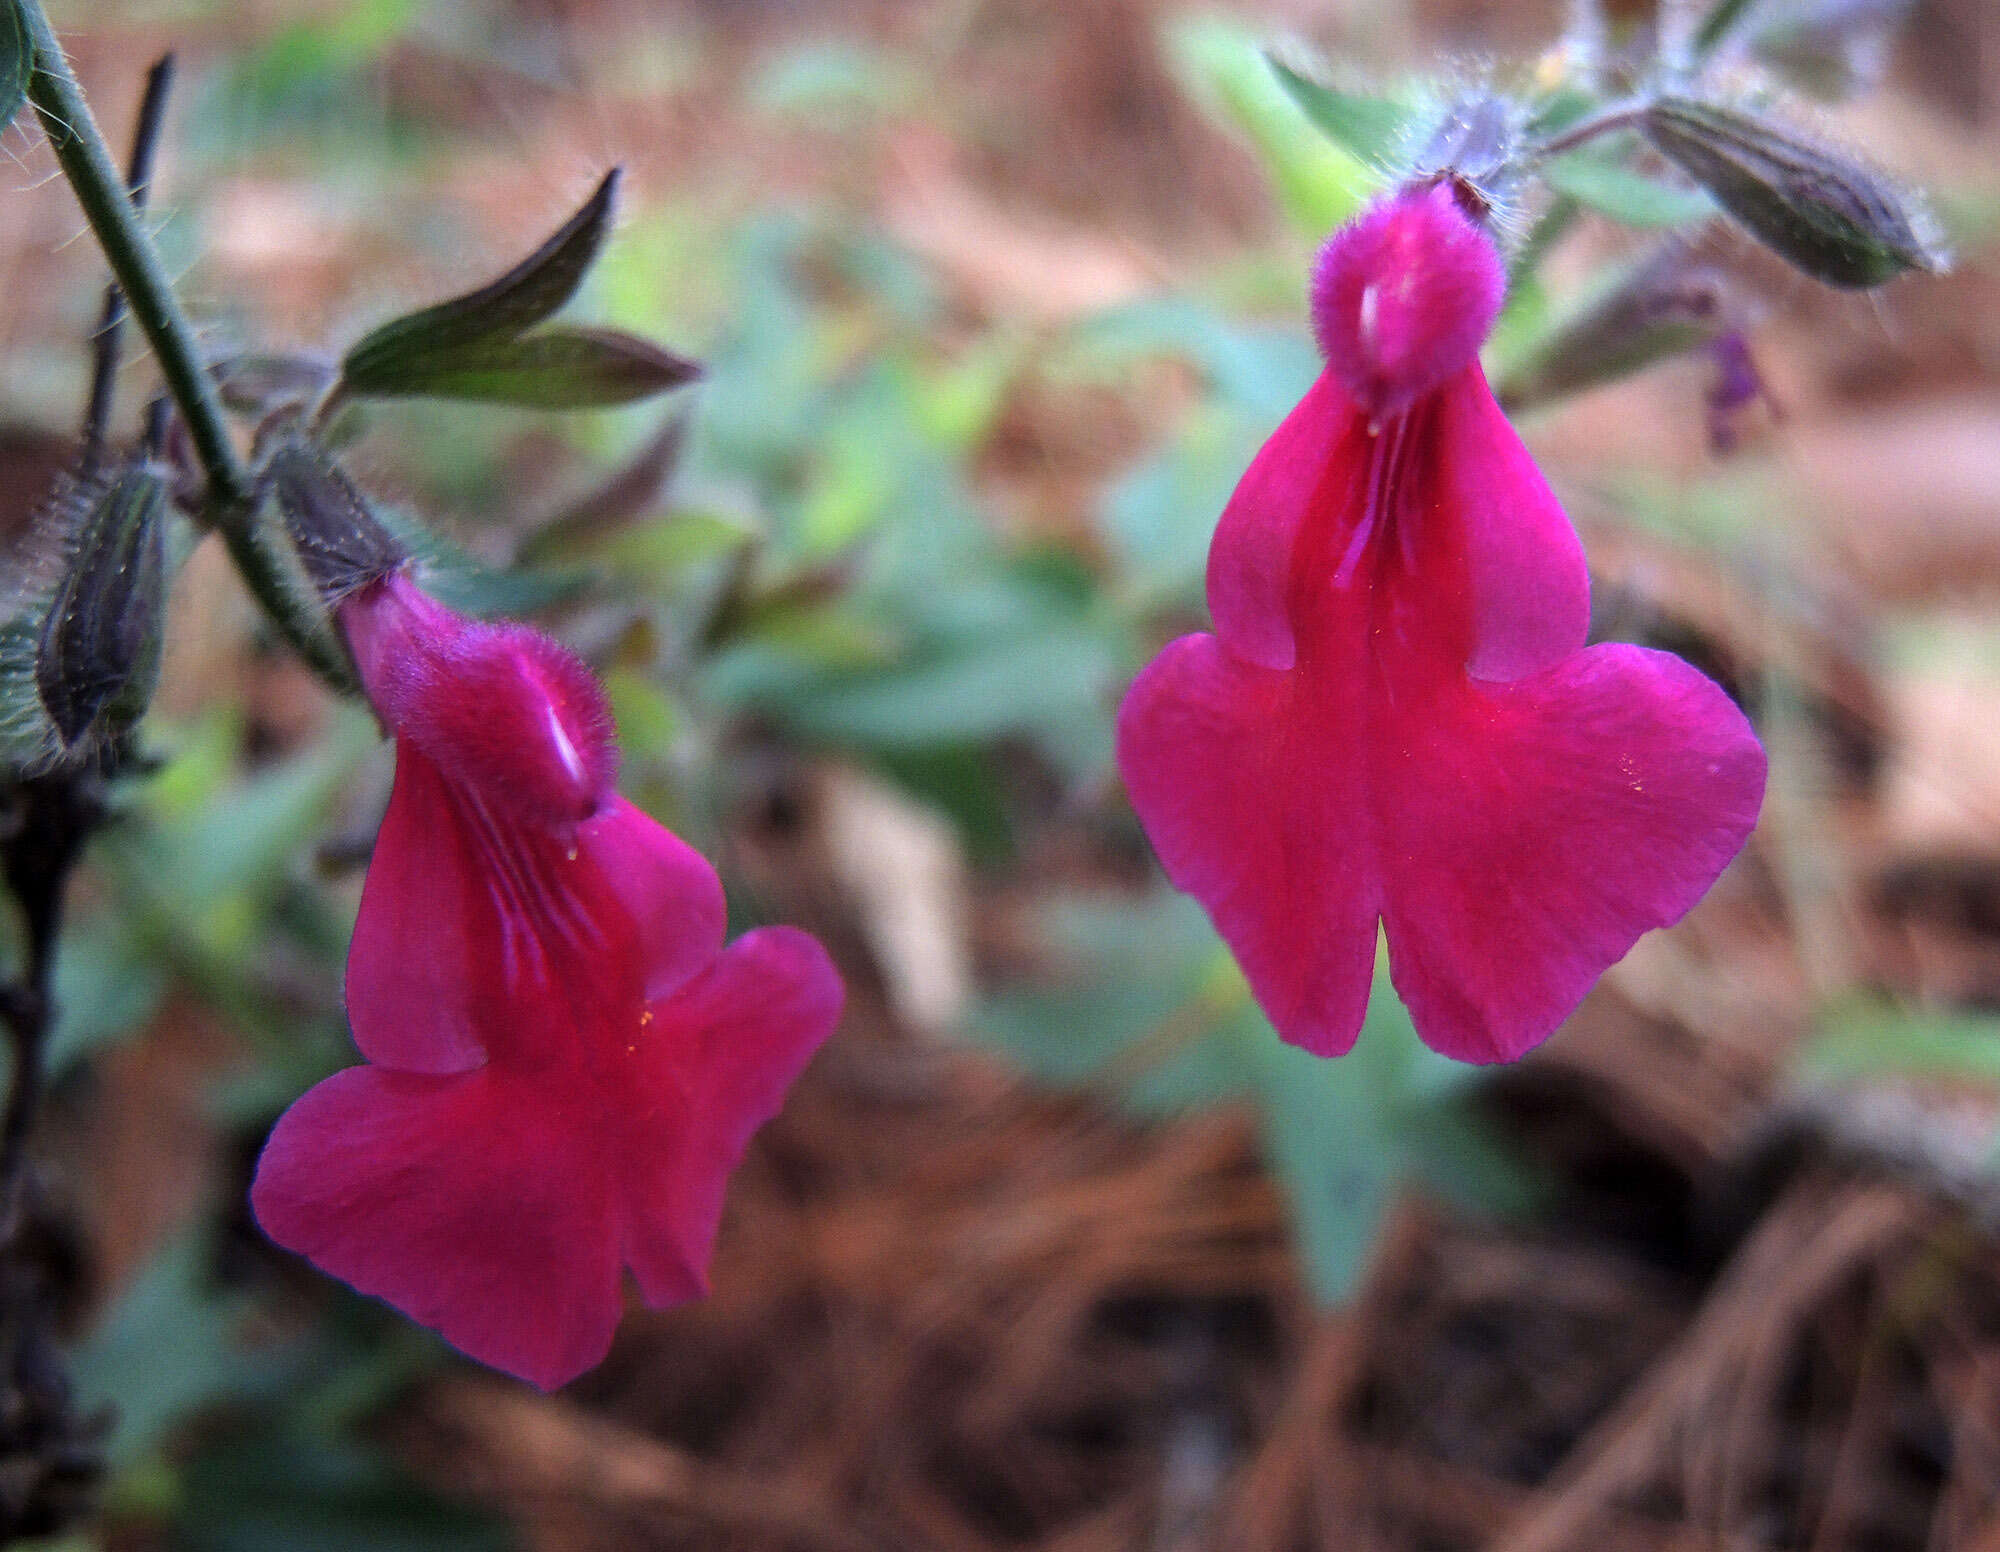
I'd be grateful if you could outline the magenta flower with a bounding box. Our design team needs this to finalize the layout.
[1116,184,1766,1065]
[251,572,842,1390]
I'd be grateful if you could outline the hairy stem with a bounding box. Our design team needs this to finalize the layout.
[1531,101,1648,162]
[18,1,354,688]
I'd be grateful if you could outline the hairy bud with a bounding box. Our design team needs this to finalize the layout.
[1641,97,1944,288]
[33,460,168,756]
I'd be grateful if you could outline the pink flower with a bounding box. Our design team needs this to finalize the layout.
[251,572,842,1390]
[1116,184,1766,1065]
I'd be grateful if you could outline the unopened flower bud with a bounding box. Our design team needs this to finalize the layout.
[34,460,168,755]
[1494,241,1730,412]
[264,442,407,606]
[1641,97,1944,288]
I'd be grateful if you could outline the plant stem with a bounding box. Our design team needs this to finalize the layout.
[18,1,354,689]
[1531,101,1648,162]
[0,775,96,1243]
[79,51,174,480]
[20,4,242,501]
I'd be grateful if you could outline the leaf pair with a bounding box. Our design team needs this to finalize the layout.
[335,169,700,410]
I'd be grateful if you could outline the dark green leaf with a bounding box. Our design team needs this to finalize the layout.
[1642,97,1942,287]
[72,1234,269,1466]
[1265,55,1410,165]
[180,1436,516,1552]
[47,909,168,1074]
[0,1,28,137]
[344,326,700,408]
[783,625,1120,750]
[1692,0,1764,58]
[516,410,691,562]
[1542,149,1715,227]
[341,169,620,381]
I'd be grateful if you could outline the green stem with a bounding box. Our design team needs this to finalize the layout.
[18,0,354,689]
[1529,101,1648,161]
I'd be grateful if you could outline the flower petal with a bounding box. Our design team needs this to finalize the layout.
[1379,643,1766,1064]
[1205,372,1362,673]
[574,796,726,1004]
[1430,368,1591,682]
[1116,633,1380,1056]
[250,1066,623,1391]
[619,926,844,1306]
[344,746,490,1073]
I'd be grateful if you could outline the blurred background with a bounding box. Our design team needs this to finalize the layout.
[3,0,2000,1547]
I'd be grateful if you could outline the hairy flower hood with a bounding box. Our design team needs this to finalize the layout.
[252,572,843,1390]
[1117,183,1767,1064]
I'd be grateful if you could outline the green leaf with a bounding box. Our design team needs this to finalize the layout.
[46,909,168,1074]
[1542,149,1715,228]
[0,0,28,138]
[980,899,1533,1302]
[373,505,588,618]
[344,326,699,409]
[1265,56,1410,165]
[1692,0,1764,58]
[599,510,756,580]
[179,1437,515,1552]
[341,170,621,382]
[72,1234,270,1466]
[1799,1001,2000,1086]
[1168,16,1372,233]
[783,624,1121,750]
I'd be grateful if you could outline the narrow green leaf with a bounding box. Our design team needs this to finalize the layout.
[340,168,620,382]
[1542,149,1715,227]
[1265,56,1410,165]
[0,1,28,137]
[179,1437,516,1552]
[72,1234,267,1467]
[1168,17,1372,233]
[344,326,699,408]
[1692,0,1764,58]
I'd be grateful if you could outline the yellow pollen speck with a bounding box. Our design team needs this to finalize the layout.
[566,847,578,862]
[638,1009,653,1026]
